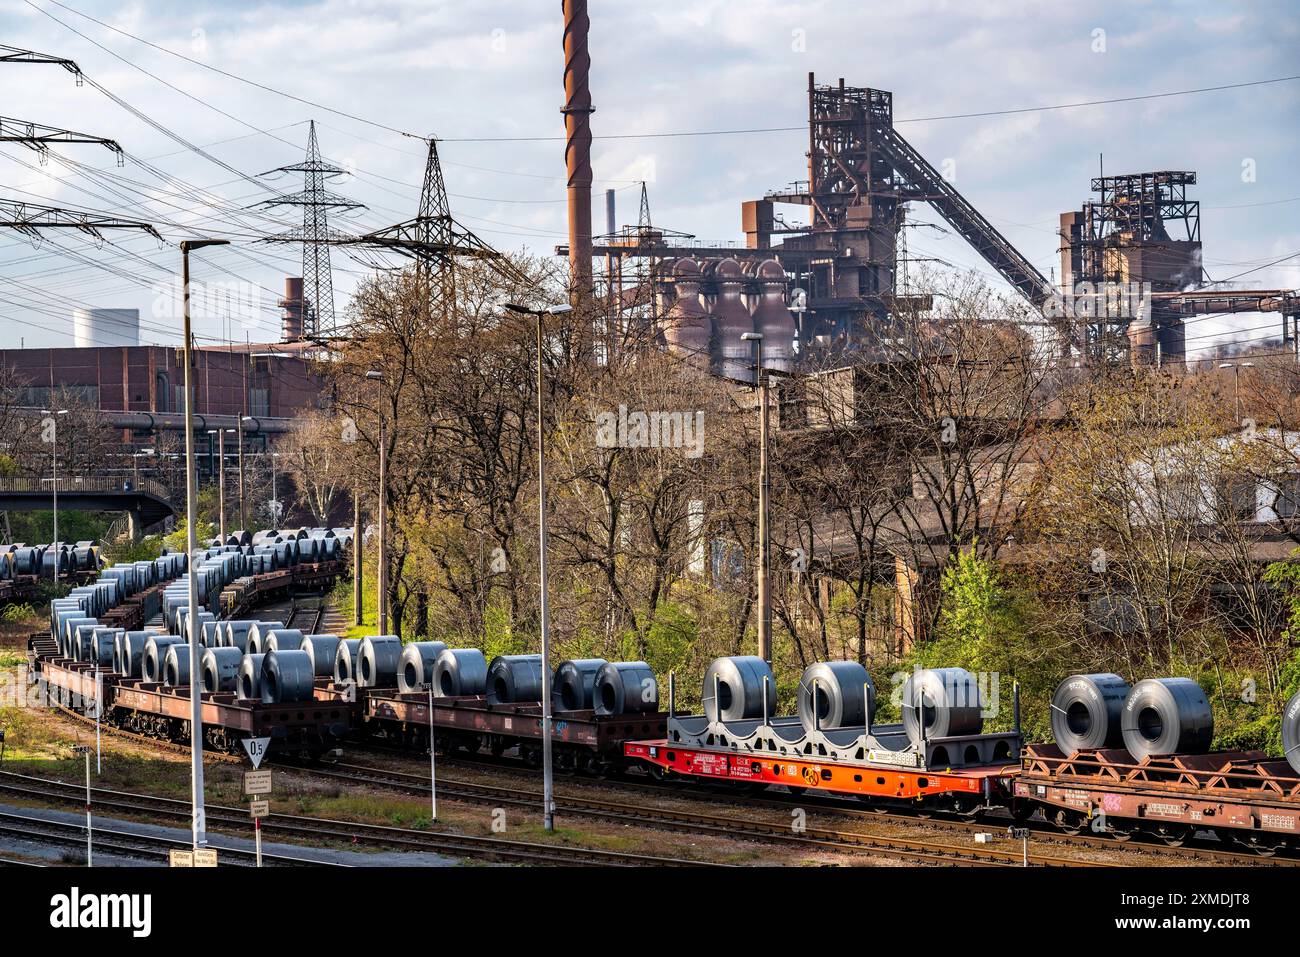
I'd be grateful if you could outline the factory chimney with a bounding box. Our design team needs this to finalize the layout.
[279,277,305,342]
[562,0,594,305]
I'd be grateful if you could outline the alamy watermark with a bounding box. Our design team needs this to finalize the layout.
[152,278,263,328]
[1042,281,1152,322]
[594,405,705,458]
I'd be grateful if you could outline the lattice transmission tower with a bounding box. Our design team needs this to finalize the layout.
[345,137,524,322]
[258,121,363,338]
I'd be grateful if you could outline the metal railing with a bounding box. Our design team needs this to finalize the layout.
[0,475,172,501]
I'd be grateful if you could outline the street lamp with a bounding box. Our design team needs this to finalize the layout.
[1218,361,1255,423]
[206,429,235,542]
[180,237,229,851]
[40,408,69,586]
[364,370,389,635]
[503,300,572,833]
[239,415,256,532]
[740,331,772,665]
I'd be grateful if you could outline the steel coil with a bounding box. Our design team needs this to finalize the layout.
[72,622,100,662]
[114,631,150,678]
[261,649,316,704]
[265,629,305,652]
[398,641,447,693]
[1283,690,1300,775]
[1050,673,1131,754]
[702,656,774,722]
[300,635,342,678]
[238,653,267,700]
[162,644,199,688]
[90,627,120,668]
[246,621,285,655]
[1120,677,1214,760]
[553,658,608,711]
[224,621,256,653]
[485,654,544,704]
[201,647,243,694]
[433,648,488,697]
[355,635,402,687]
[901,668,984,745]
[593,661,658,716]
[143,636,185,683]
[797,661,875,733]
[62,617,97,656]
[334,639,361,683]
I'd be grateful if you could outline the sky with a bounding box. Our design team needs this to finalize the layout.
[1,0,1298,357]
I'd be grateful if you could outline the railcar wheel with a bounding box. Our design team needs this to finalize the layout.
[1053,809,1085,836]
[1151,823,1190,847]
[1233,833,1281,858]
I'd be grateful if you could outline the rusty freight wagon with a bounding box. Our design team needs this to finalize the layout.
[361,689,667,773]
[30,644,354,757]
[1014,744,1300,856]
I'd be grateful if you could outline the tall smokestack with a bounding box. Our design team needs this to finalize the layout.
[562,0,594,305]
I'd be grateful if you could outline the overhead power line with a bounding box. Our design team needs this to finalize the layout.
[26,0,1300,144]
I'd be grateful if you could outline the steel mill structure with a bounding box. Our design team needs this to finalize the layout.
[562,73,1300,369]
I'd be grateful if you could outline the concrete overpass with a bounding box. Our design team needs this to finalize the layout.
[0,476,175,538]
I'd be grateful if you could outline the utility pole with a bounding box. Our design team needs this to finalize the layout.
[40,409,67,585]
[366,370,389,635]
[352,486,363,627]
[181,238,229,850]
[741,332,772,664]
[238,417,248,531]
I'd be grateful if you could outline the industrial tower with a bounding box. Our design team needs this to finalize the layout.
[259,121,363,339]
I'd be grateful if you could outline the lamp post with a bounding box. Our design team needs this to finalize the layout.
[504,300,572,832]
[181,237,229,850]
[365,370,388,635]
[40,408,68,585]
[206,429,233,542]
[1218,361,1255,423]
[267,451,282,526]
[740,331,772,665]
[239,416,253,532]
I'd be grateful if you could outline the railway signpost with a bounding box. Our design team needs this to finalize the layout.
[244,769,272,868]
[428,686,438,823]
[169,849,192,867]
[73,743,91,866]
[241,736,271,769]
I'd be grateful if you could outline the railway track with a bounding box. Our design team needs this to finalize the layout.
[285,601,325,635]
[0,806,324,867]
[53,705,246,763]
[354,744,1300,867]
[282,758,1098,867]
[0,770,714,867]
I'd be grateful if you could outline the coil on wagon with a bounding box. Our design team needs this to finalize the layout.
[797,660,875,733]
[301,635,342,678]
[357,635,402,688]
[1121,677,1214,760]
[1049,673,1130,754]
[901,668,984,745]
[553,658,607,711]
[593,661,658,716]
[485,654,544,704]
[1284,689,1300,775]
[433,648,488,696]
[702,656,773,722]
[333,638,362,684]
[398,641,447,692]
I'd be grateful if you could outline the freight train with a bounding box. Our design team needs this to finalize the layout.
[22,541,1300,857]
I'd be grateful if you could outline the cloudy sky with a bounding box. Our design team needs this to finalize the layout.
[2,0,1297,356]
